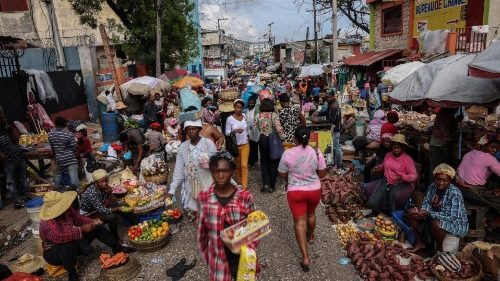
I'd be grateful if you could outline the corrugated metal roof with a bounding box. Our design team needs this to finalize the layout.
[343,49,403,66]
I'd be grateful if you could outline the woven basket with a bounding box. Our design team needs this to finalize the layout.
[142,171,169,184]
[129,233,171,252]
[133,200,164,214]
[29,183,53,197]
[431,252,483,281]
[99,256,141,281]
[219,88,239,102]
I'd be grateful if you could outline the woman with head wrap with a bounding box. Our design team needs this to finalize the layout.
[168,118,217,220]
[146,122,166,153]
[407,164,468,252]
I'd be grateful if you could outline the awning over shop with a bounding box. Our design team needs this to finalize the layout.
[468,41,500,78]
[343,49,403,66]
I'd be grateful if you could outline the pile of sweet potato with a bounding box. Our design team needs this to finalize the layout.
[346,234,432,281]
[321,168,365,223]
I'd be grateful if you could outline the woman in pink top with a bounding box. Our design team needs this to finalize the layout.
[365,134,418,212]
[456,141,500,212]
[278,126,327,272]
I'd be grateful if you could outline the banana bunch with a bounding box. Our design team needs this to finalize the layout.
[247,210,267,223]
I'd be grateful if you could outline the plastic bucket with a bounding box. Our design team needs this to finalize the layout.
[442,234,460,253]
[26,197,44,231]
[355,122,365,137]
[101,112,119,142]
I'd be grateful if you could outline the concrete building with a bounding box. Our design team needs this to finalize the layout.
[201,29,251,68]
[185,0,204,76]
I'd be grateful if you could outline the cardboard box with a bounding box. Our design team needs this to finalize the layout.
[463,242,500,276]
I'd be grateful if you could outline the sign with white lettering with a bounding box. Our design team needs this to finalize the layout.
[414,0,467,36]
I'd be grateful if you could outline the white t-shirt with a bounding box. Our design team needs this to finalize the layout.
[225,115,248,145]
[106,94,116,111]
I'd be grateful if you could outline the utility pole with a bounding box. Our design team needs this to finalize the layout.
[217,18,228,67]
[303,27,309,66]
[331,0,338,65]
[42,0,66,69]
[313,0,319,64]
[268,22,274,49]
[155,0,161,77]
[99,24,122,101]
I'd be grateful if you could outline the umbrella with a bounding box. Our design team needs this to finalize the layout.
[381,61,425,86]
[164,69,188,80]
[390,54,500,107]
[468,41,500,78]
[120,76,171,98]
[298,64,324,78]
[172,76,204,88]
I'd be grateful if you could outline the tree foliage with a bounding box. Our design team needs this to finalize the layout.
[67,0,198,68]
[294,0,370,34]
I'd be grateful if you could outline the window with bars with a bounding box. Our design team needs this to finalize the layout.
[0,0,29,12]
[382,5,402,35]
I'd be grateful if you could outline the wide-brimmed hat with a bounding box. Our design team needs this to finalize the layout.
[92,169,108,182]
[116,101,127,110]
[39,191,77,220]
[9,253,46,274]
[342,105,356,116]
[391,133,410,147]
[219,101,235,113]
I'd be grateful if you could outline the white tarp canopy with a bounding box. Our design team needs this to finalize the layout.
[298,64,324,78]
[381,61,425,86]
[390,54,500,107]
[468,40,500,78]
[120,76,171,99]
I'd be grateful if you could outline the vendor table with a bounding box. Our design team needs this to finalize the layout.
[23,144,53,178]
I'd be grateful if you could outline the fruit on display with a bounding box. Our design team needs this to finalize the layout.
[120,206,132,213]
[123,183,167,212]
[336,223,360,245]
[18,131,49,147]
[223,210,269,241]
[143,160,168,177]
[161,208,182,222]
[112,185,127,194]
[375,215,397,236]
[128,219,170,242]
[100,252,128,269]
[247,210,267,223]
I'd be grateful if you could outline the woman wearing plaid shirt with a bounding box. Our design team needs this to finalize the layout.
[197,151,258,281]
[407,164,468,253]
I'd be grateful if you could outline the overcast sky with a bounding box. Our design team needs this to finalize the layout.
[199,0,358,43]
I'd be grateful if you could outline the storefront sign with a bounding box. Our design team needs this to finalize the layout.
[414,0,467,36]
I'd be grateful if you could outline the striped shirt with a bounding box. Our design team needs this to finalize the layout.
[422,183,469,237]
[0,130,23,162]
[48,128,78,167]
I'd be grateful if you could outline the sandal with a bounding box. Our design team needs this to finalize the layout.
[300,262,310,272]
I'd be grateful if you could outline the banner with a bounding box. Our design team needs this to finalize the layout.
[414,0,467,36]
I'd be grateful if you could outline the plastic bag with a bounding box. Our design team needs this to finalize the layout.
[236,245,257,281]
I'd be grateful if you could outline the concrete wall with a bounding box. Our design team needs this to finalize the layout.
[0,0,122,46]
[487,0,500,42]
[78,46,100,122]
[373,1,410,51]
[18,47,81,72]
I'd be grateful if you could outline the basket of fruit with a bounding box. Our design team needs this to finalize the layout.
[374,215,398,240]
[128,220,171,252]
[112,185,128,199]
[431,252,483,281]
[133,199,164,214]
[160,208,183,224]
[142,160,169,184]
[220,210,271,254]
[99,254,141,281]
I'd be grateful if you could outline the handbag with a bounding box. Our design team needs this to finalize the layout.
[269,114,284,160]
[225,132,239,157]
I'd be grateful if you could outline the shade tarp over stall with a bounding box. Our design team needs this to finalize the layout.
[468,41,500,78]
[389,54,500,107]
[381,61,425,86]
[120,76,171,99]
[298,64,324,78]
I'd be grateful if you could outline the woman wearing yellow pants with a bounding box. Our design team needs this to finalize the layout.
[225,99,249,188]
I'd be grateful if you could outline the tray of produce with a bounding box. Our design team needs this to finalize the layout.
[374,215,398,239]
[356,218,375,233]
[128,219,171,252]
[220,210,271,254]
[160,208,183,224]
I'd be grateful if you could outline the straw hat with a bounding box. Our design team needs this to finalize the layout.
[92,169,108,182]
[116,101,127,110]
[219,101,235,113]
[9,253,46,274]
[342,105,356,116]
[39,191,77,220]
[391,133,410,147]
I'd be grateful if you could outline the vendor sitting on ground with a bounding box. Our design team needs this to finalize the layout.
[339,105,356,144]
[115,102,130,132]
[79,169,137,246]
[365,134,418,213]
[363,133,393,183]
[146,122,166,153]
[75,124,92,159]
[456,140,500,213]
[353,109,386,160]
[380,110,399,138]
[40,191,133,281]
[407,164,468,252]
[119,128,145,173]
[166,118,180,141]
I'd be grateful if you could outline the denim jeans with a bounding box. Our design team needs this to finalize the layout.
[259,135,280,189]
[332,131,342,168]
[4,160,27,201]
[54,164,80,191]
